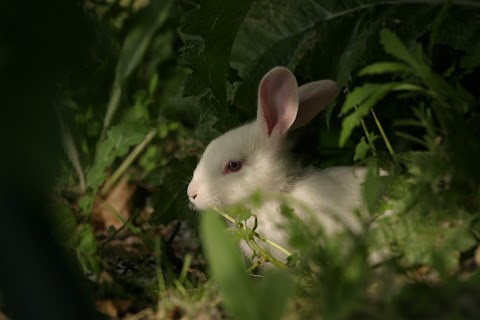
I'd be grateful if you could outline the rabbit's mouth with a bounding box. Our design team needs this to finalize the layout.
[187,193,218,211]
[188,202,200,211]
[188,193,231,212]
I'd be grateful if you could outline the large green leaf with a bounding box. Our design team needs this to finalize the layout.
[73,224,100,276]
[200,211,295,320]
[86,121,149,190]
[380,28,419,68]
[231,0,444,116]
[181,0,254,129]
[200,211,255,319]
[374,208,476,273]
[256,270,294,320]
[182,0,480,122]
[102,0,172,137]
[339,83,398,146]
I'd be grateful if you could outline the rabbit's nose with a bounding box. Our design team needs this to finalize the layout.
[187,181,198,200]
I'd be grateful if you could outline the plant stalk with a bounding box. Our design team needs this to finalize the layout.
[100,129,156,196]
[371,108,397,164]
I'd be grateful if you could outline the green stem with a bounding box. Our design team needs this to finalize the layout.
[252,230,292,256]
[178,253,192,285]
[246,259,264,273]
[212,207,236,224]
[100,129,156,196]
[354,106,377,156]
[212,207,292,266]
[58,111,87,191]
[395,131,428,147]
[371,108,397,164]
[154,236,167,308]
[245,237,288,269]
[100,82,122,141]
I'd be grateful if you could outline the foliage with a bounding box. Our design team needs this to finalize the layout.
[181,0,254,133]
[200,211,294,320]
[4,0,479,319]
[177,0,480,319]
[338,27,479,275]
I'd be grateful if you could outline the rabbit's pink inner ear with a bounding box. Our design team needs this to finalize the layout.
[291,80,339,130]
[257,67,299,138]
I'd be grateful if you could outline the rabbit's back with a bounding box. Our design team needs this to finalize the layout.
[238,167,367,261]
[291,166,367,233]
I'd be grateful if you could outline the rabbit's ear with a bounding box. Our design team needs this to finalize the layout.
[291,80,339,130]
[257,67,299,139]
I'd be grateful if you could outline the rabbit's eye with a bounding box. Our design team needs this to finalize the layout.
[225,160,242,173]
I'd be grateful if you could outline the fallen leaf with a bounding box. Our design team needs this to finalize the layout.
[93,178,137,230]
[96,299,118,318]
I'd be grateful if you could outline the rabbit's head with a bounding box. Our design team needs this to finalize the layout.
[187,67,338,210]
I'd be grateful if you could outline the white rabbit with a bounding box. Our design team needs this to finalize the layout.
[187,67,367,261]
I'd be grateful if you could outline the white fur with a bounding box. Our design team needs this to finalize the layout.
[187,67,367,262]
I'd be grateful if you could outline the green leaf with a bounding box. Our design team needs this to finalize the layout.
[102,0,172,136]
[339,81,424,147]
[231,1,475,118]
[374,209,476,274]
[378,29,474,108]
[233,27,322,117]
[115,0,172,84]
[353,136,370,161]
[200,211,255,320]
[148,72,159,95]
[87,121,149,190]
[139,145,159,174]
[79,193,95,214]
[362,167,382,214]
[256,270,294,320]
[380,29,418,68]
[359,62,411,76]
[76,224,97,254]
[286,252,300,267]
[181,0,254,127]
[74,224,100,276]
[340,84,383,115]
[181,0,480,127]
[228,205,253,222]
[391,83,426,92]
[339,83,397,146]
